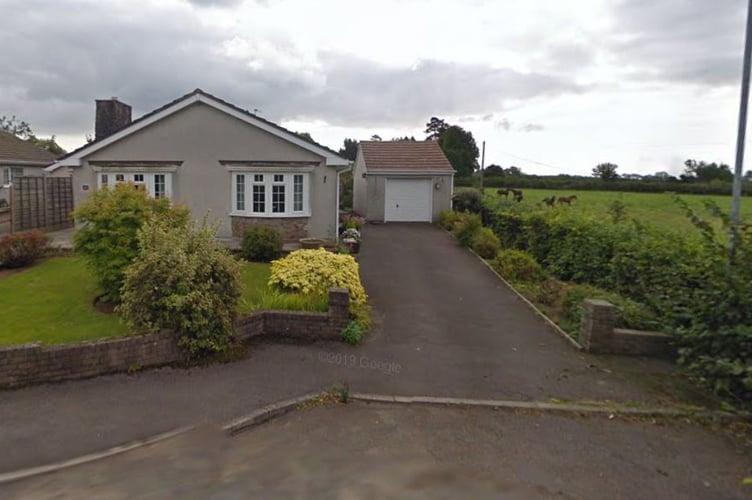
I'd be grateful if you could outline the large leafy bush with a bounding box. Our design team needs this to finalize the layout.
[119,218,242,357]
[269,248,367,306]
[452,189,483,213]
[0,230,49,268]
[73,183,188,301]
[240,225,283,262]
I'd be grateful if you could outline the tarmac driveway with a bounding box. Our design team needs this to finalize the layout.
[352,223,705,404]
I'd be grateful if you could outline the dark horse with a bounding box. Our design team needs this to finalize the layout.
[497,188,510,198]
[557,195,578,205]
[542,196,556,207]
[511,189,523,203]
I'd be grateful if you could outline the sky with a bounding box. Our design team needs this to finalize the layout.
[0,0,748,176]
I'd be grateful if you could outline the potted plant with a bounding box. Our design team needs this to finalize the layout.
[341,228,361,254]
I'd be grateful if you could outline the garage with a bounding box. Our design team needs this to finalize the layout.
[384,178,433,222]
[352,140,455,223]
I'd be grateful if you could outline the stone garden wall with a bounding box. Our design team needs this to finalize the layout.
[0,288,350,390]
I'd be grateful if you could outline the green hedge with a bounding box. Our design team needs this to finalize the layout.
[456,175,752,196]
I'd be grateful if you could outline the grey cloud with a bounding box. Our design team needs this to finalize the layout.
[495,118,512,130]
[539,43,596,74]
[0,0,583,142]
[610,0,746,86]
[185,0,247,7]
[519,123,544,132]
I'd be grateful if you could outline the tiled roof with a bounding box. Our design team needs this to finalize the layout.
[56,88,346,163]
[360,140,454,171]
[0,131,57,164]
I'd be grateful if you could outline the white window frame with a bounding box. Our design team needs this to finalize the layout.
[230,171,310,217]
[3,166,23,187]
[96,171,173,199]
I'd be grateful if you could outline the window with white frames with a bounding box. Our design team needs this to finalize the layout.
[232,172,309,217]
[97,172,172,199]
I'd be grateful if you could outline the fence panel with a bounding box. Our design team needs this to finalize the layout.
[11,176,74,232]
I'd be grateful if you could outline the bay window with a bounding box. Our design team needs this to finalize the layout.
[232,171,309,217]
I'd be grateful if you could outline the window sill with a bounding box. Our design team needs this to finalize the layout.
[230,211,311,218]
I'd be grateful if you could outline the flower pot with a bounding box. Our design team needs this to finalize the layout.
[345,241,360,254]
[299,238,324,249]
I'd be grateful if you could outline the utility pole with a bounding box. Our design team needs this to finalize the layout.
[479,140,486,192]
[731,0,752,238]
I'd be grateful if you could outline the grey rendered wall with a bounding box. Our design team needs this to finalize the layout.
[73,103,337,239]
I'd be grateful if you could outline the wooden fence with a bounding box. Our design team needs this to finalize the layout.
[10,176,74,233]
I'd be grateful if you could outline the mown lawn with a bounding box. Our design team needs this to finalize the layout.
[483,188,752,234]
[0,257,128,345]
[238,261,272,313]
[0,257,272,345]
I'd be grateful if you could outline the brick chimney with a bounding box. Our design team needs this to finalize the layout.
[95,97,132,141]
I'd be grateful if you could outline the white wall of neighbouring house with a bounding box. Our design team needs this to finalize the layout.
[72,102,339,239]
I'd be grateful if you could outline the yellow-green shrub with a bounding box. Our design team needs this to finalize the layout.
[269,248,367,306]
[492,249,546,283]
[452,212,482,247]
[438,210,460,230]
[471,227,501,259]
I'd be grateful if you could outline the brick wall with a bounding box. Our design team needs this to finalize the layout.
[0,288,351,390]
[0,331,183,390]
[580,299,673,357]
[235,288,350,341]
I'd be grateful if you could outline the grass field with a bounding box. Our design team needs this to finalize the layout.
[482,188,752,234]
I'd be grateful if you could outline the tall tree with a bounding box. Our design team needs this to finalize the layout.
[682,159,733,182]
[338,138,358,161]
[438,125,479,177]
[424,117,449,140]
[295,131,314,142]
[0,115,33,139]
[592,162,619,180]
[0,115,66,155]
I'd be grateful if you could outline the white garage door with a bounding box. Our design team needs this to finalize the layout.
[385,178,433,222]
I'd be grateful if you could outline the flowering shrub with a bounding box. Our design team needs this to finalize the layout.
[341,228,361,242]
[269,248,367,306]
[0,230,49,268]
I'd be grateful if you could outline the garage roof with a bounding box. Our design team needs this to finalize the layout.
[360,141,454,172]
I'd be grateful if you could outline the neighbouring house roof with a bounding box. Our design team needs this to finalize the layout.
[360,140,455,173]
[0,131,57,165]
[47,88,349,171]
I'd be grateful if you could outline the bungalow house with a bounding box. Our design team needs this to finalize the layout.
[0,130,58,186]
[46,89,351,241]
[353,140,454,222]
